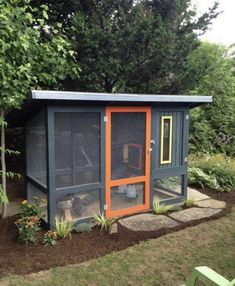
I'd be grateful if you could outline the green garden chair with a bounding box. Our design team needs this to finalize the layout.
[181,266,235,286]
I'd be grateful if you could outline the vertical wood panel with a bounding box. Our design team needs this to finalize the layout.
[155,110,184,170]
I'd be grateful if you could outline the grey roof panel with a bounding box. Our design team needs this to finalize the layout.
[31,90,212,104]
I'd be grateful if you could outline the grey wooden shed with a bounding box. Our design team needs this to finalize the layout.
[8,91,212,225]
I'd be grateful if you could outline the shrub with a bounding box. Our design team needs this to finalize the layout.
[43,230,57,246]
[54,217,73,239]
[188,167,219,190]
[15,216,40,244]
[153,200,172,215]
[74,222,92,233]
[188,154,235,192]
[20,197,46,219]
[93,213,117,234]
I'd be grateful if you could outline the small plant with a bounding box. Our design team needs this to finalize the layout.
[54,216,73,239]
[15,216,40,244]
[74,222,92,233]
[93,213,117,234]
[43,230,58,246]
[20,197,46,219]
[185,199,195,208]
[153,200,172,215]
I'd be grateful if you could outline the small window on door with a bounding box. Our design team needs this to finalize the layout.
[160,116,172,164]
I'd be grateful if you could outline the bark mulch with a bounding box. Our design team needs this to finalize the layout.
[0,189,233,278]
[195,187,235,204]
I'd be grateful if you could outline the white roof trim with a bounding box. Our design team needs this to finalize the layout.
[31,90,212,103]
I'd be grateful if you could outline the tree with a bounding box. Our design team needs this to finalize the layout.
[0,0,79,218]
[187,42,235,156]
[29,0,219,93]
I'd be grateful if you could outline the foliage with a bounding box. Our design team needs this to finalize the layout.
[30,0,219,94]
[153,200,172,215]
[0,186,9,205]
[185,199,195,208]
[74,222,92,233]
[54,217,73,239]
[0,0,79,110]
[93,213,117,234]
[188,167,219,190]
[15,216,40,244]
[188,155,235,192]
[187,42,235,156]
[0,0,79,218]
[20,197,46,219]
[43,231,58,246]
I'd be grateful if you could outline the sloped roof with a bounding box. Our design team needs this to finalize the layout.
[32,90,212,104]
[7,90,212,126]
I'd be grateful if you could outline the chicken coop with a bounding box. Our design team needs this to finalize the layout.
[8,91,212,226]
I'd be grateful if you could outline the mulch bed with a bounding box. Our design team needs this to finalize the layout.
[0,190,234,278]
[195,187,235,204]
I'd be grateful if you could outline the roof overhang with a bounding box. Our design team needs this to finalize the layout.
[32,90,212,105]
[7,90,212,127]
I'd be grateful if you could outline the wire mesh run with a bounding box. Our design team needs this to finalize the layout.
[153,176,183,202]
[54,112,101,189]
[26,111,47,186]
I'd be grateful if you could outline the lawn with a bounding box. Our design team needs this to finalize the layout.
[1,207,234,286]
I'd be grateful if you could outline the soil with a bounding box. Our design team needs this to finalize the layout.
[0,200,233,277]
[190,185,235,204]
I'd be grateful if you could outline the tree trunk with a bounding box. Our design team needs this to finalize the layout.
[1,108,7,218]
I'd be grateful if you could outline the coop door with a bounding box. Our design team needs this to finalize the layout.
[105,107,151,217]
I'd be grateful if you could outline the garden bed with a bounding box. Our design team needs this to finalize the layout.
[191,186,235,204]
[0,202,232,277]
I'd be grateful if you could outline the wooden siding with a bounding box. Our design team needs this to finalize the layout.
[154,110,184,169]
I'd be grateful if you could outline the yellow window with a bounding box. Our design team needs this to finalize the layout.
[160,116,172,164]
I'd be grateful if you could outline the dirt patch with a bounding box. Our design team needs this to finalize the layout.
[0,202,232,278]
[192,186,235,204]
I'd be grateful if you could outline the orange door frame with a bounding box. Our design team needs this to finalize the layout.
[105,106,151,218]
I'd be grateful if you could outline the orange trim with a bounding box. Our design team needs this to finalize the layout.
[108,204,148,218]
[110,176,146,187]
[105,106,151,218]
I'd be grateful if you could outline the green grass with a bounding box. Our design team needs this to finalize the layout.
[1,207,235,286]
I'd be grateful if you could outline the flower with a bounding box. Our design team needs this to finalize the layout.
[21,200,28,205]
[44,230,58,239]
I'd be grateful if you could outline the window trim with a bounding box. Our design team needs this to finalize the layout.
[160,115,173,164]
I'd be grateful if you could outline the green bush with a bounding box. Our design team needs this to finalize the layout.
[188,155,235,192]
[20,197,46,219]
